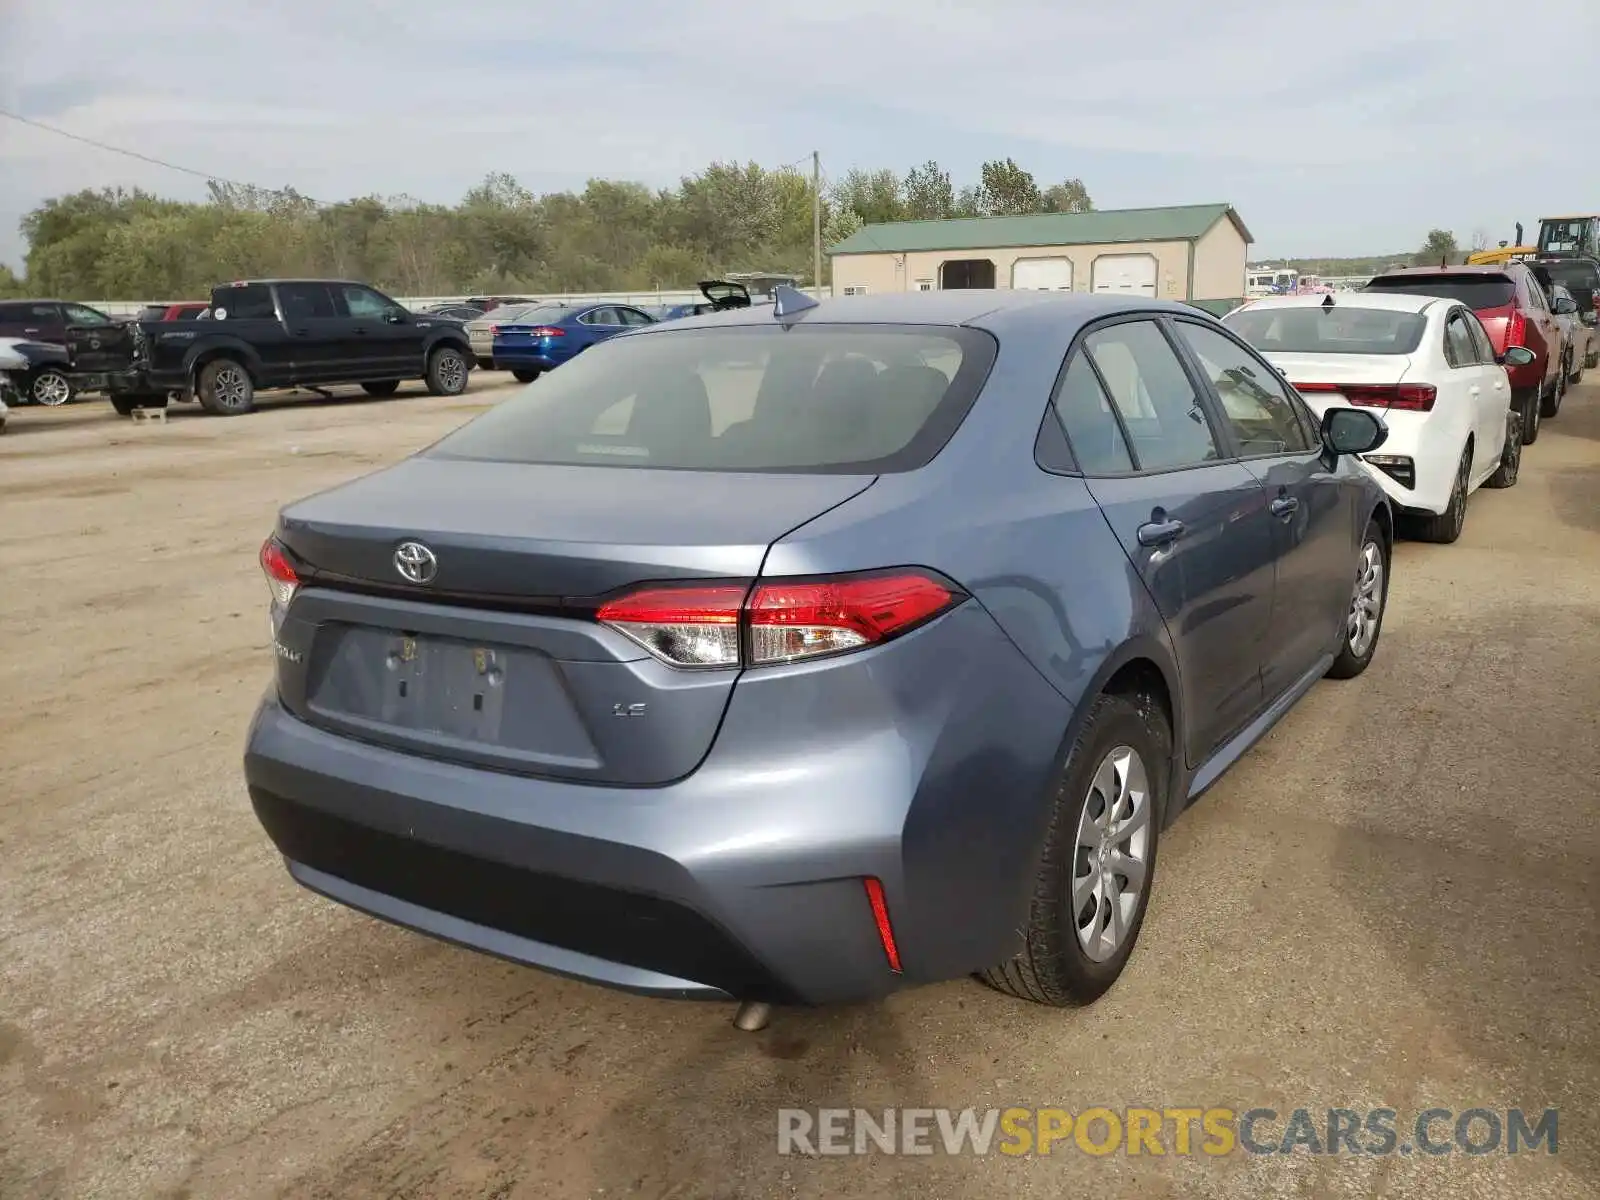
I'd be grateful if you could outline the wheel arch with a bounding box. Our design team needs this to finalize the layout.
[187,340,263,386]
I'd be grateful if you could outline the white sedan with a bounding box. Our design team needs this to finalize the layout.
[1223,293,1533,544]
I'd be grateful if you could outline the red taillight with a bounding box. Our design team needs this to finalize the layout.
[595,585,745,667]
[259,537,299,608]
[595,571,962,669]
[530,325,565,338]
[862,877,903,973]
[1505,308,1527,348]
[1292,382,1436,412]
[488,324,501,335]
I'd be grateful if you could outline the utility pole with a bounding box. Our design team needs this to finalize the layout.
[812,151,823,300]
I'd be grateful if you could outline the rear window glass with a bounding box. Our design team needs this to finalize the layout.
[1225,305,1427,354]
[1539,260,1599,301]
[495,305,573,325]
[1364,274,1515,310]
[212,285,275,320]
[427,324,996,473]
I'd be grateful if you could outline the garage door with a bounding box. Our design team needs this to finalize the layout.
[1012,257,1073,290]
[1092,253,1158,298]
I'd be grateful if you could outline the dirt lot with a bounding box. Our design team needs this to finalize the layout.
[2,374,1598,1200]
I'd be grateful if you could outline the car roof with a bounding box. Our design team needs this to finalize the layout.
[1371,264,1516,278]
[638,290,1221,333]
[1236,292,1444,314]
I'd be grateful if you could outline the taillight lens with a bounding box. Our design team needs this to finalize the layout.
[1505,309,1527,347]
[1292,382,1435,412]
[259,537,299,609]
[530,325,566,338]
[595,585,744,667]
[488,324,501,335]
[596,570,963,669]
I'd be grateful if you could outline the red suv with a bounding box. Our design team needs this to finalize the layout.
[1363,263,1562,443]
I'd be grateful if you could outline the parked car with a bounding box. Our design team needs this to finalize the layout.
[0,338,27,430]
[490,302,656,382]
[134,302,210,322]
[655,280,766,322]
[1536,255,1600,371]
[66,279,475,416]
[1549,284,1590,389]
[0,339,77,407]
[465,295,533,313]
[0,298,119,344]
[465,303,543,369]
[1225,293,1527,543]
[1363,263,1562,440]
[244,289,1393,1014]
[418,304,483,321]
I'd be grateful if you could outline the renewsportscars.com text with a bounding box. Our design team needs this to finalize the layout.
[777,1106,1558,1157]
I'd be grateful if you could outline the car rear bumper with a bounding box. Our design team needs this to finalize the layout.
[1358,417,1460,515]
[490,350,558,371]
[242,601,1073,1004]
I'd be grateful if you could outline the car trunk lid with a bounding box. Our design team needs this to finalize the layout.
[65,321,143,375]
[271,456,876,784]
[1265,352,1414,412]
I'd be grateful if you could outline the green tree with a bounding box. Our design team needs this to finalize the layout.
[902,161,954,220]
[1412,228,1460,267]
[976,158,1041,216]
[1041,179,1093,214]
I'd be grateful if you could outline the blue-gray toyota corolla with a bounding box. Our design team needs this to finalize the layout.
[244,288,1393,1011]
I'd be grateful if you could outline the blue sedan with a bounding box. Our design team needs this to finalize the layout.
[246,287,1393,1017]
[491,303,657,382]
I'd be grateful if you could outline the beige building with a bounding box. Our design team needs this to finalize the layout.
[828,203,1252,313]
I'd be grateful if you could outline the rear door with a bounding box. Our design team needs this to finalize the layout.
[1062,316,1276,766]
[211,283,295,385]
[276,282,346,377]
[1,301,65,341]
[1170,317,1354,695]
[1442,305,1501,480]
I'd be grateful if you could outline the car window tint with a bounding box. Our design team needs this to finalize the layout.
[1464,311,1495,364]
[339,285,393,318]
[62,304,110,325]
[1365,275,1515,309]
[619,307,654,327]
[279,282,337,320]
[213,285,275,320]
[1083,321,1219,470]
[427,325,995,473]
[1225,305,1426,354]
[1175,321,1312,456]
[1052,353,1134,473]
[1443,310,1474,368]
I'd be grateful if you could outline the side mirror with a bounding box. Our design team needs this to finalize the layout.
[1583,311,1598,326]
[384,307,409,324]
[1498,345,1537,367]
[1321,407,1387,456]
[1554,297,1578,315]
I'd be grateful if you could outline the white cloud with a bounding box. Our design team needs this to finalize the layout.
[1,0,1594,271]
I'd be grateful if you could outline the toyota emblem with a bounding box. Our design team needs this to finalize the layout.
[394,541,438,584]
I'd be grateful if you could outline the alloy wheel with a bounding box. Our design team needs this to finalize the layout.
[438,353,466,394]
[1348,540,1384,657]
[32,372,71,406]
[213,366,249,410]
[1072,746,1152,963]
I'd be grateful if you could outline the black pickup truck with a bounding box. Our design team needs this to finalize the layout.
[67,279,475,416]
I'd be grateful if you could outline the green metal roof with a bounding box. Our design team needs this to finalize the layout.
[829,203,1251,256]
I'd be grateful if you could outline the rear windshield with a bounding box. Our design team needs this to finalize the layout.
[1539,260,1599,305]
[1364,274,1515,310]
[496,305,575,325]
[1224,305,1427,354]
[427,324,997,473]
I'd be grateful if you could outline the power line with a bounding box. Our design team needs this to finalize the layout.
[0,109,330,206]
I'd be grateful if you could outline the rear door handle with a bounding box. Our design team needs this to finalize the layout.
[1269,496,1300,519]
[1136,519,1186,547]
[291,328,312,336]
[354,327,368,335]
[23,327,39,334]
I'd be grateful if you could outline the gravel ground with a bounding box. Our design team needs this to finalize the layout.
[1,375,1597,1199]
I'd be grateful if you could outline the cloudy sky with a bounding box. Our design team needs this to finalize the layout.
[1,0,1595,274]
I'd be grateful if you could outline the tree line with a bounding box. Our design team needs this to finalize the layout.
[1,158,1094,301]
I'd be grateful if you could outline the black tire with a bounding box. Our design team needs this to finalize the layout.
[1484,412,1521,489]
[512,368,541,383]
[29,368,74,407]
[1517,385,1542,445]
[425,345,470,396]
[980,690,1169,1006]
[360,380,401,397]
[1542,356,1567,418]
[1415,445,1471,544]
[1326,517,1389,680]
[196,358,255,416]
[1586,348,1599,370]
